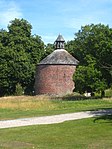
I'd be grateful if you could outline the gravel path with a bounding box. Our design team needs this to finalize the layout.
[0,109,112,129]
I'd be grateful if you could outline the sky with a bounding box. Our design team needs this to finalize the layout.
[0,0,112,44]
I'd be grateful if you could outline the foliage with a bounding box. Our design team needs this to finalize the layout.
[43,43,54,58]
[66,24,112,93]
[105,88,112,97]
[74,55,107,94]
[15,83,24,96]
[8,18,32,37]
[0,19,45,96]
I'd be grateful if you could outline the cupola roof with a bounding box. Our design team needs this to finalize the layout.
[54,34,65,49]
[39,35,79,65]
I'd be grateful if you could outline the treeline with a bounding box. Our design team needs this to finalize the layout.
[66,24,112,96]
[0,18,112,96]
[0,19,45,96]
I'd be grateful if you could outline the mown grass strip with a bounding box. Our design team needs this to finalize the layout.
[0,117,112,149]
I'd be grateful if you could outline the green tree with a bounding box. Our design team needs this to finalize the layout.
[0,18,45,96]
[43,43,54,58]
[0,30,10,96]
[8,18,32,37]
[74,55,107,95]
[66,24,112,91]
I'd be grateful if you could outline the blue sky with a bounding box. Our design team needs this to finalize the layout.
[0,0,112,44]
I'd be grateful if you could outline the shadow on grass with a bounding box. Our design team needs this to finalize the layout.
[61,95,102,101]
[88,108,112,123]
[54,93,112,101]
[93,115,112,123]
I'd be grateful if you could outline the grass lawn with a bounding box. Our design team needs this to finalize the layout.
[0,117,112,149]
[0,95,112,148]
[0,95,112,120]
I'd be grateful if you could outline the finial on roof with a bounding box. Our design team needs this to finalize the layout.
[54,34,65,49]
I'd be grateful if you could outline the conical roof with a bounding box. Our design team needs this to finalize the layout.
[54,34,65,49]
[39,49,79,65]
[55,34,65,42]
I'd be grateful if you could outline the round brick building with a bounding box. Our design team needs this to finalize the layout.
[34,35,79,95]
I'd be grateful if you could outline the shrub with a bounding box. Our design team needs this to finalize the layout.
[15,83,24,96]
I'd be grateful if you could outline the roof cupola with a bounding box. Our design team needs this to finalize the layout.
[54,34,65,49]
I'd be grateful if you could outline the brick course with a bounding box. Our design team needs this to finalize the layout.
[35,65,76,95]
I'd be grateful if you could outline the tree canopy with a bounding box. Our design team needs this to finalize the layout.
[0,18,45,96]
[66,24,112,94]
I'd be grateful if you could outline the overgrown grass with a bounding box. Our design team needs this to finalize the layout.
[105,88,112,97]
[0,95,112,120]
[0,117,112,149]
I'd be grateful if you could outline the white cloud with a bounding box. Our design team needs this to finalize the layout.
[0,0,23,29]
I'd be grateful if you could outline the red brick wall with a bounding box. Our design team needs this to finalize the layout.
[34,65,76,95]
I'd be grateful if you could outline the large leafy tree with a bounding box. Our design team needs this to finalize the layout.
[74,55,107,95]
[43,43,54,59]
[66,24,112,93]
[0,19,44,96]
[0,30,10,95]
